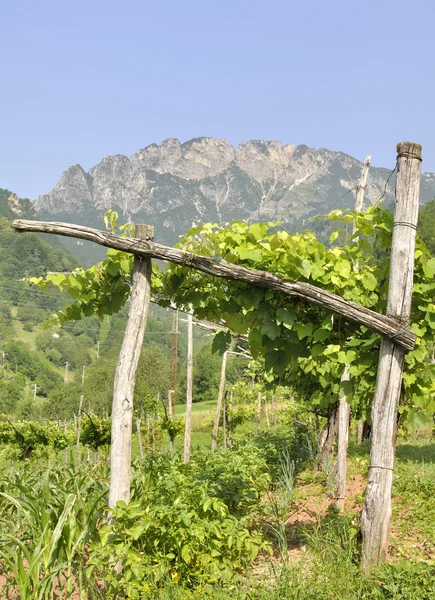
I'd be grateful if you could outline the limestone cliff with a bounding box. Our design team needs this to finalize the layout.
[35,138,435,262]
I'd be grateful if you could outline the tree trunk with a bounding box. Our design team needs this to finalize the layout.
[183,313,194,463]
[361,142,421,569]
[108,224,153,509]
[334,367,350,511]
[212,351,228,450]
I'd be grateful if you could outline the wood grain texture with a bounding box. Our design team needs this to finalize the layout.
[361,142,422,569]
[334,366,350,511]
[212,350,227,450]
[108,224,153,508]
[13,219,417,350]
[183,313,194,463]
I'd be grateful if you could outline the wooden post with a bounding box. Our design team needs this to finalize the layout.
[228,390,233,446]
[108,224,153,509]
[183,313,194,463]
[334,366,350,511]
[264,396,270,429]
[222,391,227,449]
[334,156,371,509]
[212,350,228,450]
[357,419,364,445]
[168,389,174,452]
[76,394,84,467]
[136,418,144,458]
[354,155,371,213]
[271,394,277,429]
[361,142,422,569]
[256,392,262,435]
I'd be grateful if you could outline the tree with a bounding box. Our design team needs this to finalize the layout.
[418,198,435,255]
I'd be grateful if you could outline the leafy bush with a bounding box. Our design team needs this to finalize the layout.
[88,455,268,597]
[190,444,270,515]
[233,427,315,482]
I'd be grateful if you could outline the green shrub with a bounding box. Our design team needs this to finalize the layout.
[88,455,268,597]
[190,444,270,515]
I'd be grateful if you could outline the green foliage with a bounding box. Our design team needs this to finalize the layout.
[4,340,62,397]
[88,454,268,596]
[80,414,111,450]
[17,303,48,331]
[0,419,72,460]
[418,198,435,256]
[190,444,271,515]
[35,329,93,368]
[154,207,435,427]
[0,465,106,599]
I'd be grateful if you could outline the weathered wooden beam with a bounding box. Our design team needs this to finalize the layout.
[108,224,153,508]
[12,218,416,350]
[361,142,422,568]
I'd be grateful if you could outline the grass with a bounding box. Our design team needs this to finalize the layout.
[1,414,434,599]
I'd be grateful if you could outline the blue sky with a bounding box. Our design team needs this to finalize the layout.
[1,0,434,199]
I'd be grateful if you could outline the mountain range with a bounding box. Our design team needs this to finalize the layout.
[22,138,435,263]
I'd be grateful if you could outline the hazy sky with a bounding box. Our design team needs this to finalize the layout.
[1,0,434,199]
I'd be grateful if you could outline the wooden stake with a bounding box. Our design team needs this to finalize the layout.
[222,391,227,449]
[361,142,422,569]
[354,155,371,213]
[334,366,350,511]
[357,419,364,445]
[137,418,144,458]
[335,155,371,510]
[108,224,153,509]
[271,394,277,429]
[212,350,228,450]
[256,392,262,435]
[168,390,174,452]
[183,313,194,463]
[264,396,270,429]
[228,390,233,446]
[76,394,84,467]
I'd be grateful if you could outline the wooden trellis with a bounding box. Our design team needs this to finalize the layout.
[13,141,422,567]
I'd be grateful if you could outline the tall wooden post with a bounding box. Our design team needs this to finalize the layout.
[183,313,194,463]
[335,155,371,509]
[212,350,228,450]
[108,224,153,509]
[256,392,262,435]
[334,366,350,511]
[76,394,84,467]
[361,142,422,568]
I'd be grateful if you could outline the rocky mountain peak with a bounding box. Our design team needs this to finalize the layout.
[34,137,435,261]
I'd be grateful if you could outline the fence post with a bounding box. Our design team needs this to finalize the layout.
[108,224,153,509]
[361,142,422,568]
[212,351,228,450]
[183,313,194,463]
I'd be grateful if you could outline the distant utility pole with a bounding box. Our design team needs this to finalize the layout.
[33,384,37,401]
[64,361,69,385]
[96,341,100,359]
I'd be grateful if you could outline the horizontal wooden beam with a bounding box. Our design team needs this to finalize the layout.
[12,219,417,350]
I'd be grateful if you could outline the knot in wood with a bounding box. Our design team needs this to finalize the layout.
[122,396,131,412]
